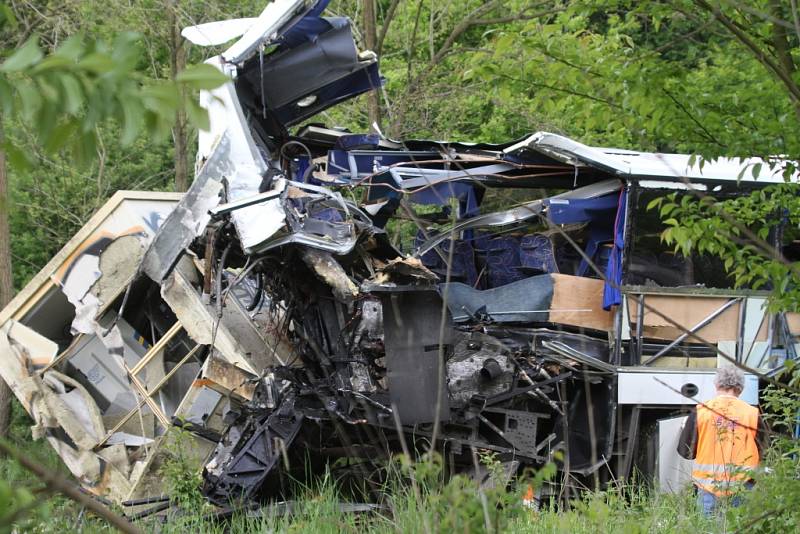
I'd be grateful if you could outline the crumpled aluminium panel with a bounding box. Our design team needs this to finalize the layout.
[141,133,232,282]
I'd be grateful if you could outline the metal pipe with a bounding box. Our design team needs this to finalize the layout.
[757,313,776,368]
[736,297,747,363]
[125,502,171,521]
[246,271,264,312]
[612,298,624,366]
[121,495,170,507]
[479,358,503,382]
[636,294,645,364]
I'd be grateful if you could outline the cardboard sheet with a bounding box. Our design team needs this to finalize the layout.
[627,295,767,343]
[786,312,800,335]
[550,274,614,332]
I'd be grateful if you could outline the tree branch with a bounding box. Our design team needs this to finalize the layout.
[406,0,424,82]
[768,0,796,81]
[376,0,401,54]
[719,0,797,31]
[691,0,800,117]
[791,0,800,44]
[496,72,624,110]
[0,440,142,534]
[662,88,726,147]
[430,1,561,67]
[429,0,503,66]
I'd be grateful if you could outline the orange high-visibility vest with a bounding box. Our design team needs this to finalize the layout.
[692,395,760,496]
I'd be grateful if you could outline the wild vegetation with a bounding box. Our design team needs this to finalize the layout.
[1,0,800,532]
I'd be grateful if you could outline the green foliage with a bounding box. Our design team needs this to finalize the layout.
[158,427,208,512]
[728,364,800,533]
[1,1,800,532]
[7,125,174,288]
[0,5,229,530]
[508,484,711,533]
[0,32,227,170]
[0,404,115,533]
[154,453,557,534]
[650,181,800,312]
[0,469,37,533]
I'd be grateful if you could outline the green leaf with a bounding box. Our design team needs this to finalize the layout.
[141,84,180,117]
[0,76,12,115]
[3,141,32,171]
[42,119,79,153]
[185,98,210,132]
[58,73,84,115]
[724,257,733,271]
[53,34,85,62]
[494,34,515,56]
[110,32,142,73]
[0,3,19,30]
[69,130,97,169]
[751,162,762,179]
[35,100,58,143]
[782,164,795,182]
[119,95,143,146]
[176,64,229,90]
[17,80,42,121]
[36,75,59,102]
[659,202,676,217]
[1,37,43,72]
[30,54,74,73]
[737,166,747,181]
[646,197,663,211]
[78,52,115,74]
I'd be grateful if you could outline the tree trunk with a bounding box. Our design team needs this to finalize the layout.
[0,116,15,444]
[169,0,189,192]
[362,0,381,131]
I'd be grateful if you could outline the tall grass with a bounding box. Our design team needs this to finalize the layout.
[153,453,718,534]
[0,402,116,533]
[5,403,795,533]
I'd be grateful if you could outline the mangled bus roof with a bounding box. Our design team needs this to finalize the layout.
[506,131,799,184]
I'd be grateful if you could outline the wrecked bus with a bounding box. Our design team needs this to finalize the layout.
[1,0,797,511]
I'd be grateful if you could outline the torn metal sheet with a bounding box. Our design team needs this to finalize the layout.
[0,193,194,503]
[388,163,517,189]
[199,355,257,400]
[197,58,287,253]
[107,433,155,447]
[221,0,307,64]
[245,183,366,255]
[209,189,283,218]
[302,249,358,304]
[416,179,621,257]
[141,133,232,282]
[6,319,58,367]
[504,131,800,183]
[182,18,257,46]
[160,257,293,373]
[0,322,135,500]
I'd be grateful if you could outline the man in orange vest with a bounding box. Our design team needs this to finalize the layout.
[677,366,767,516]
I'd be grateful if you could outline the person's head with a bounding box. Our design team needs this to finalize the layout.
[714,366,745,396]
